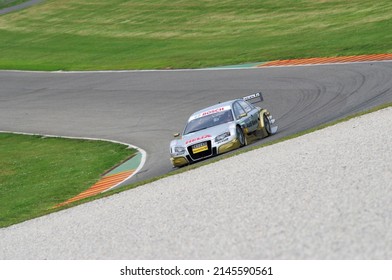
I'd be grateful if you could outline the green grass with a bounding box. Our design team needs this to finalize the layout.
[0,133,136,227]
[0,0,391,70]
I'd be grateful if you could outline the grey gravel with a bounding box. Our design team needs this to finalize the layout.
[1,107,391,260]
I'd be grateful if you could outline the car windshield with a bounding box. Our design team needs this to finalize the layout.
[184,109,234,135]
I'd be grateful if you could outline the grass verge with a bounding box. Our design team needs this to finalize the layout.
[0,0,391,70]
[0,133,136,228]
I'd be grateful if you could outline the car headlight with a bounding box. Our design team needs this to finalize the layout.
[215,131,231,142]
[173,146,186,155]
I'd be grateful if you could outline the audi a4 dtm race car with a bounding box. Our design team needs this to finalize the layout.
[169,92,278,167]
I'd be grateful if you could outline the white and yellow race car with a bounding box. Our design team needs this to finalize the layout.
[169,93,278,167]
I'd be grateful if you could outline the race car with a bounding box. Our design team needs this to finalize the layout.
[169,92,278,167]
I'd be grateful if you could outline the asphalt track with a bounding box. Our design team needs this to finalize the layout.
[1,61,392,186]
[0,0,43,15]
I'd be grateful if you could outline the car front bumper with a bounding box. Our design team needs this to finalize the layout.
[170,156,189,167]
[171,138,241,168]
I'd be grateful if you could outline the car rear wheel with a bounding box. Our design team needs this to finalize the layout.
[264,114,272,135]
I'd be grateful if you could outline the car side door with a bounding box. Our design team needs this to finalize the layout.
[233,101,256,132]
[237,100,259,132]
[233,101,247,120]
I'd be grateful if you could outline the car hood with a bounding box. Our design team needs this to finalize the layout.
[171,122,236,147]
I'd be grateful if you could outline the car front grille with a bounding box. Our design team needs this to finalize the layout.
[187,140,213,160]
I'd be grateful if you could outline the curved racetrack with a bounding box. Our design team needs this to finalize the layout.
[1,61,392,260]
[1,61,391,184]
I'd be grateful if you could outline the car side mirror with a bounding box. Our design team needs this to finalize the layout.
[238,113,247,119]
[173,133,180,138]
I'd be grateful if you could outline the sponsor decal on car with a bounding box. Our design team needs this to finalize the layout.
[243,92,263,103]
[202,107,225,116]
[245,118,258,128]
[215,137,230,145]
[185,134,212,145]
[192,142,209,153]
[189,106,231,121]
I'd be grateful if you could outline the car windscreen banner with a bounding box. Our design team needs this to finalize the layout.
[189,105,232,121]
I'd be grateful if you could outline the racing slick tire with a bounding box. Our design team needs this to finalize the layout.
[263,114,272,136]
[236,126,246,147]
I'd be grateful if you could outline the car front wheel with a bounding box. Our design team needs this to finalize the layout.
[236,126,246,147]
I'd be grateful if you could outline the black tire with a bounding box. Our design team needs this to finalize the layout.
[236,126,246,147]
[263,114,272,136]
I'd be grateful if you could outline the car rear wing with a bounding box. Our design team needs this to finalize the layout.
[242,92,263,104]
